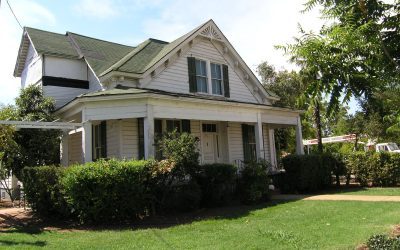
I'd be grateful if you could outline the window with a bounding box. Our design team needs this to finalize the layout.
[242,124,257,162]
[211,63,223,95]
[92,121,107,161]
[166,120,182,132]
[202,123,217,133]
[188,57,230,97]
[195,59,208,93]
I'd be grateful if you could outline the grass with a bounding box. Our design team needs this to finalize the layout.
[1,200,400,249]
[324,187,400,196]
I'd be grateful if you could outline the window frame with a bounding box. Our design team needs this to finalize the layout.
[210,62,223,96]
[195,59,208,93]
[193,57,224,96]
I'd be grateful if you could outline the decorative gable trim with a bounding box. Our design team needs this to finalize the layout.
[200,25,222,40]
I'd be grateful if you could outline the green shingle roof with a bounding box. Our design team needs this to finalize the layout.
[24,21,205,78]
[26,27,79,59]
[67,32,134,75]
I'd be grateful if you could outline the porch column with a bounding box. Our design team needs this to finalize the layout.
[295,116,305,155]
[269,128,277,167]
[61,131,69,166]
[82,121,92,163]
[255,113,264,159]
[144,105,155,159]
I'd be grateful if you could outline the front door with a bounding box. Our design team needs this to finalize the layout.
[202,133,215,163]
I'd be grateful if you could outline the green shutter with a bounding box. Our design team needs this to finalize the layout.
[187,57,197,93]
[223,64,230,98]
[182,119,191,133]
[138,118,144,159]
[100,121,107,158]
[242,124,249,162]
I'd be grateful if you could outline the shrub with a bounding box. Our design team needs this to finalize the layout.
[61,159,151,223]
[280,154,336,193]
[238,160,271,204]
[157,131,200,178]
[346,152,400,187]
[161,181,202,212]
[22,166,69,217]
[367,234,400,250]
[195,163,237,207]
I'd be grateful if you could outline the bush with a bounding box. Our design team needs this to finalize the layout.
[161,181,202,212]
[157,131,200,178]
[195,163,237,207]
[61,159,151,223]
[280,154,336,193]
[346,152,400,187]
[367,234,400,250]
[238,160,271,204]
[22,166,69,217]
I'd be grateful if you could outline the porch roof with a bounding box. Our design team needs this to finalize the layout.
[70,85,294,108]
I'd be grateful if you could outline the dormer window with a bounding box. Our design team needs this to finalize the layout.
[188,57,230,98]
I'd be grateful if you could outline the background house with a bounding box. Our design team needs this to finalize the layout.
[14,20,304,167]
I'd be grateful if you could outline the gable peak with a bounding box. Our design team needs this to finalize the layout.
[200,24,222,40]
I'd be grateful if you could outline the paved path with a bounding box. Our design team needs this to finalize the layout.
[272,194,400,202]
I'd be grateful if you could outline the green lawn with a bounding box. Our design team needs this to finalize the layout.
[2,200,400,249]
[325,187,400,196]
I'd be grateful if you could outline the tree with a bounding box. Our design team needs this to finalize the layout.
[12,86,61,178]
[0,105,19,202]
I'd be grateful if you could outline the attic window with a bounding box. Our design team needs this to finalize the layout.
[188,57,230,98]
[195,59,208,93]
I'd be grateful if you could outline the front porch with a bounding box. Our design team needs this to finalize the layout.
[58,92,304,167]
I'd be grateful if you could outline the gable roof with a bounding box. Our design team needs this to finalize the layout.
[14,20,280,102]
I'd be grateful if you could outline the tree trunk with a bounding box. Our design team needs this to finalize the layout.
[354,133,359,151]
[314,100,323,153]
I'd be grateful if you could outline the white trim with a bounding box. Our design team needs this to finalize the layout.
[0,120,82,130]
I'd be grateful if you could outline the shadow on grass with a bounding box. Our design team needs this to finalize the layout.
[0,240,46,247]
[0,200,295,234]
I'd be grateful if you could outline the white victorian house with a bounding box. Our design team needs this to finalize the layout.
[14,20,304,167]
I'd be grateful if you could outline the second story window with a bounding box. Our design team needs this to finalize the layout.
[195,59,208,93]
[188,57,230,98]
[211,63,222,95]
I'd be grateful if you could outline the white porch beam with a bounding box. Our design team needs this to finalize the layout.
[144,105,155,159]
[82,121,92,163]
[0,120,82,130]
[255,113,264,160]
[61,131,69,166]
[295,117,305,155]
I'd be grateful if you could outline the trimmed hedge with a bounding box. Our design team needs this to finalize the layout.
[22,166,69,218]
[195,163,237,207]
[238,161,271,204]
[279,154,338,193]
[62,159,151,223]
[346,152,400,187]
[22,159,242,223]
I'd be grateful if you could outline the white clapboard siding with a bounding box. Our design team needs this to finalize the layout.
[106,120,120,158]
[262,124,271,162]
[68,132,83,165]
[21,43,42,88]
[43,86,88,108]
[84,103,146,121]
[190,120,201,139]
[120,119,139,159]
[88,68,102,92]
[44,57,87,80]
[148,39,258,103]
[228,122,243,163]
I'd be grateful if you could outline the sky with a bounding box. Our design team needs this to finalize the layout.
[0,0,358,112]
